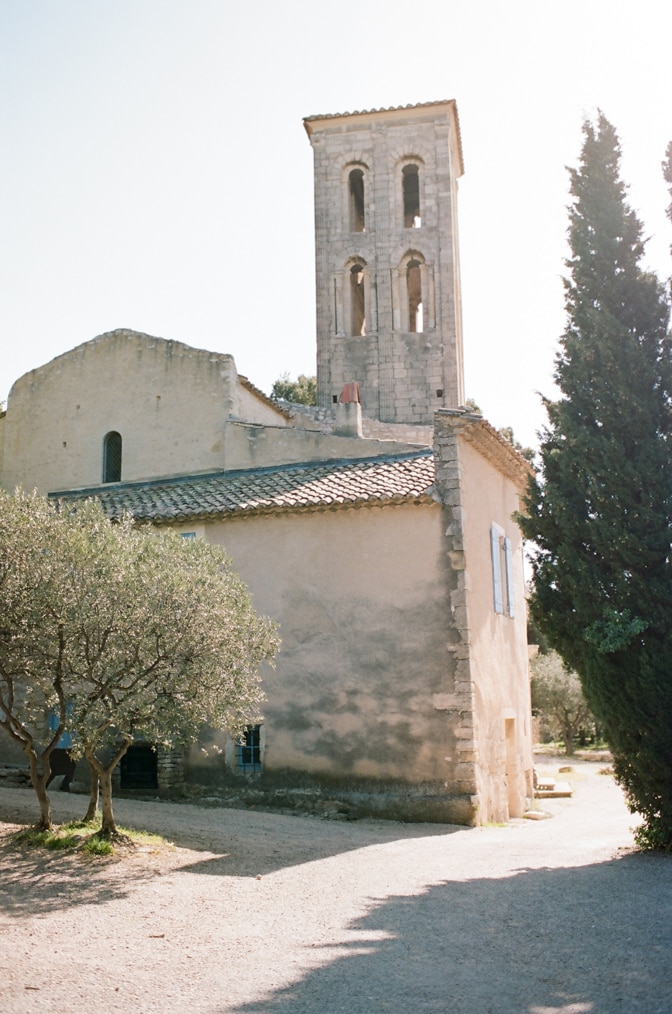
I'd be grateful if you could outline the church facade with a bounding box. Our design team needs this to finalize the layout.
[0,102,534,824]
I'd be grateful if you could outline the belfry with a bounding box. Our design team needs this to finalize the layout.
[304,101,465,424]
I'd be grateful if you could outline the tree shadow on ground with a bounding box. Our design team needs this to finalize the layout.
[1,784,459,865]
[1,784,463,880]
[0,825,160,919]
[223,851,672,1014]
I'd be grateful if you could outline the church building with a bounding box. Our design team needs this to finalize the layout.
[0,101,534,824]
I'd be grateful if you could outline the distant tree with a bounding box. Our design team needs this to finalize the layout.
[464,399,536,462]
[527,619,549,656]
[271,373,317,405]
[531,651,595,755]
[519,114,672,849]
[498,426,536,463]
[0,491,279,836]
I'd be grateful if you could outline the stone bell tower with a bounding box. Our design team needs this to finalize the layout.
[304,100,465,425]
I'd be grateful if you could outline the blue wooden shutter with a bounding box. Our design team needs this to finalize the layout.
[504,536,515,618]
[491,525,503,614]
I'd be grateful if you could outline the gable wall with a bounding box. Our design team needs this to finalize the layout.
[0,331,285,495]
[236,384,292,427]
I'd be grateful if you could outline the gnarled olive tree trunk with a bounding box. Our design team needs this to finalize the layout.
[83,767,100,823]
[85,736,133,836]
[25,743,53,830]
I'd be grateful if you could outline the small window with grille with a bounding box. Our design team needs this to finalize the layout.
[237,724,262,773]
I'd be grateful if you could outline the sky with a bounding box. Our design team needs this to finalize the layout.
[2,0,671,449]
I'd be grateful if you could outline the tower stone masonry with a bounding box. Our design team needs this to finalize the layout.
[304,100,465,425]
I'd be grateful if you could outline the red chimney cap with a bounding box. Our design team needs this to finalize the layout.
[339,382,361,405]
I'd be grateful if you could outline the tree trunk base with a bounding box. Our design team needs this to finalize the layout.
[95,828,133,845]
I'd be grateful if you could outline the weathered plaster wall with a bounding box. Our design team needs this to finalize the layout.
[0,729,26,767]
[236,384,291,427]
[0,330,287,494]
[458,438,534,821]
[179,503,468,803]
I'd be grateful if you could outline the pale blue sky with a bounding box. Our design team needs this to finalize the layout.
[2,0,671,448]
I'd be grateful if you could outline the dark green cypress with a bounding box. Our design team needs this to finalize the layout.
[520,114,672,848]
[664,140,672,249]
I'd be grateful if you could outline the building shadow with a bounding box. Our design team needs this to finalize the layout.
[170,816,460,879]
[222,851,672,1014]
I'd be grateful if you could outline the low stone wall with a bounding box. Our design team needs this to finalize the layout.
[183,772,477,825]
[157,748,186,792]
[0,764,31,789]
[2,760,476,824]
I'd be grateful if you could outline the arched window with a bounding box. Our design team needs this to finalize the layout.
[348,168,365,232]
[402,164,421,228]
[407,259,423,332]
[103,431,122,483]
[350,264,366,336]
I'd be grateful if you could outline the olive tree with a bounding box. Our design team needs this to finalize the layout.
[531,651,595,755]
[0,490,279,835]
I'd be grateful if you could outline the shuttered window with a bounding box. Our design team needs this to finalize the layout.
[491,524,515,618]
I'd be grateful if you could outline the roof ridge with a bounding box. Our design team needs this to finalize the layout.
[304,99,455,122]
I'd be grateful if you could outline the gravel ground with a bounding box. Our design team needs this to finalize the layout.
[0,758,671,1014]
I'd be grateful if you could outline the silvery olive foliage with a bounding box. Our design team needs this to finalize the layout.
[0,490,279,832]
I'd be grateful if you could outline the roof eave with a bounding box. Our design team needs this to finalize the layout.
[303,99,464,177]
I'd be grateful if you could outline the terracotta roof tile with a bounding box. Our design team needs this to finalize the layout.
[50,451,437,523]
[304,99,456,123]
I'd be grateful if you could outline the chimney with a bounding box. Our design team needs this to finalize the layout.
[334,382,362,437]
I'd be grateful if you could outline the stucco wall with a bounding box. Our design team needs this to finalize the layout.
[177,503,466,794]
[236,384,291,427]
[0,330,286,494]
[458,438,534,820]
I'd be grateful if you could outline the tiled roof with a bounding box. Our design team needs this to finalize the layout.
[303,99,456,123]
[50,451,437,523]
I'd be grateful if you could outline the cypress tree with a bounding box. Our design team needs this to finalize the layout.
[520,113,672,848]
[664,140,672,244]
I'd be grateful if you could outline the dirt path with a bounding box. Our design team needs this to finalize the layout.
[1,759,670,1014]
